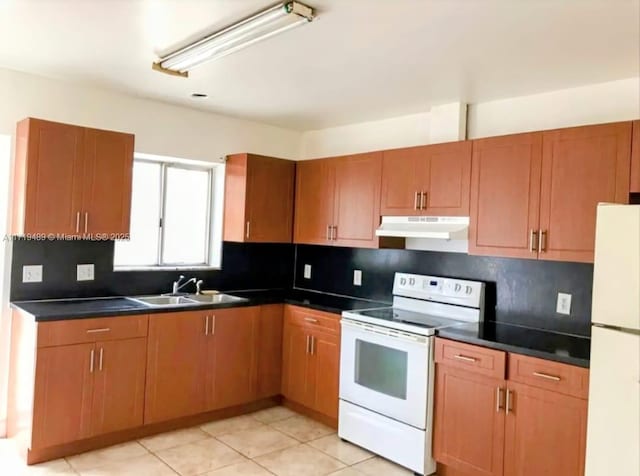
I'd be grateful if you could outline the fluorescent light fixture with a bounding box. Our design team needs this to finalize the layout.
[153,1,314,77]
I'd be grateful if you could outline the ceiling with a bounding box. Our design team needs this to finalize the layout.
[0,0,638,130]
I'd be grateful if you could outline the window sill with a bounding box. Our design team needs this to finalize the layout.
[114,265,221,272]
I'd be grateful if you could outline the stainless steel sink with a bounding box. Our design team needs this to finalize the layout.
[127,295,199,307]
[186,293,248,304]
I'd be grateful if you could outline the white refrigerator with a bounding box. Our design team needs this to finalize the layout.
[585,204,640,476]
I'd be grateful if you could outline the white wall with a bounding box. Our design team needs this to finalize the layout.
[468,77,640,139]
[0,68,302,162]
[300,77,640,159]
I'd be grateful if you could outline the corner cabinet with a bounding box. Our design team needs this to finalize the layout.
[433,338,589,476]
[294,152,382,248]
[470,122,632,263]
[12,118,134,236]
[223,154,296,243]
[381,141,472,216]
[281,305,340,425]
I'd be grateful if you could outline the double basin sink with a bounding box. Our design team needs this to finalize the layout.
[127,293,247,308]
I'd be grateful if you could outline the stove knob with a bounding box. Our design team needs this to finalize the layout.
[409,278,415,286]
[400,277,407,285]
[465,286,473,295]
[454,283,462,292]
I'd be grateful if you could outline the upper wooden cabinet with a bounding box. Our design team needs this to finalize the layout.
[470,122,632,263]
[381,142,472,216]
[630,120,640,193]
[224,154,295,243]
[469,132,543,259]
[294,152,382,248]
[12,118,134,236]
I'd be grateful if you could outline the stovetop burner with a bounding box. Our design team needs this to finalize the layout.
[354,306,468,331]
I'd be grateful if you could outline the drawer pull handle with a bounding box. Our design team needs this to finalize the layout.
[86,328,111,334]
[304,317,319,323]
[454,354,477,363]
[533,371,561,381]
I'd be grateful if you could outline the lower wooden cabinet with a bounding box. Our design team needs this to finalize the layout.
[30,318,148,449]
[433,338,588,476]
[256,304,284,399]
[281,305,341,422]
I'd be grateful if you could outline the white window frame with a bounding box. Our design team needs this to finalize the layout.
[114,154,224,271]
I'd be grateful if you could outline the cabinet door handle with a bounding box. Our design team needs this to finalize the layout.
[496,387,504,412]
[84,212,89,234]
[505,389,513,415]
[210,315,215,335]
[533,371,561,381]
[86,328,110,334]
[453,354,477,363]
[89,349,95,373]
[305,335,310,354]
[538,229,547,252]
[98,347,103,371]
[246,221,250,239]
[310,336,315,355]
[414,191,420,210]
[76,212,80,233]
[205,315,209,335]
[529,229,538,253]
[326,225,331,241]
[420,191,427,210]
[332,226,337,241]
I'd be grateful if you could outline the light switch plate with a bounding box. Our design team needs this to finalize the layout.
[22,265,42,283]
[77,264,95,281]
[353,269,362,286]
[303,264,312,279]
[556,292,572,315]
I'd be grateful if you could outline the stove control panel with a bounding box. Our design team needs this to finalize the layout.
[393,272,485,308]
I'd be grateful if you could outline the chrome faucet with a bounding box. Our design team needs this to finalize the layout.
[171,275,197,295]
[196,280,204,295]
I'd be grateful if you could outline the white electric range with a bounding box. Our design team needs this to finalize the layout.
[338,272,485,476]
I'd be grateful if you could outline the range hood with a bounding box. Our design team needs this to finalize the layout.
[376,216,470,253]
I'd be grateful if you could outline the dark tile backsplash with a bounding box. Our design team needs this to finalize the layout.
[10,239,593,336]
[10,240,294,301]
[294,245,593,336]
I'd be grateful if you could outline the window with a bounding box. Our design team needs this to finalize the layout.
[114,155,222,269]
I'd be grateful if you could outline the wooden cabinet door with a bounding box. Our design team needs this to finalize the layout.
[433,365,505,476]
[209,307,259,410]
[504,382,587,476]
[333,152,382,248]
[82,128,134,235]
[423,141,472,216]
[380,147,422,216]
[256,304,284,399]
[539,122,632,263]
[469,133,543,259]
[20,119,84,235]
[145,311,208,424]
[246,156,295,243]
[91,338,146,436]
[281,322,312,407]
[294,159,335,245]
[631,120,640,193]
[309,330,340,420]
[32,343,94,448]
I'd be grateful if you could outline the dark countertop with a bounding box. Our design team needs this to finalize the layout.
[10,288,389,321]
[11,290,589,367]
[437,321,590,368]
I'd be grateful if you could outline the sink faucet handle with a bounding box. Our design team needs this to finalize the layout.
[196,280,204,295]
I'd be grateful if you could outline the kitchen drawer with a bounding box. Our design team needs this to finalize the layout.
[37,314,148,347]
[508,353,589,399]
[434,338,506,380]
[284,305,340,334]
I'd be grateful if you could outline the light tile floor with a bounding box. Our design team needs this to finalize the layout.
[0,407,415,476]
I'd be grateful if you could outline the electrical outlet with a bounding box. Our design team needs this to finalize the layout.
[556,292,572,315]
[77,264,95,281]
[22,265,42,283]
[353,269,362,286]
[303,264,312,279]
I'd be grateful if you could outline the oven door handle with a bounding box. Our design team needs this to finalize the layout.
[340,318,429,345]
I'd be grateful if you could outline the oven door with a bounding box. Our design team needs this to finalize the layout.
[339,318,431,429]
